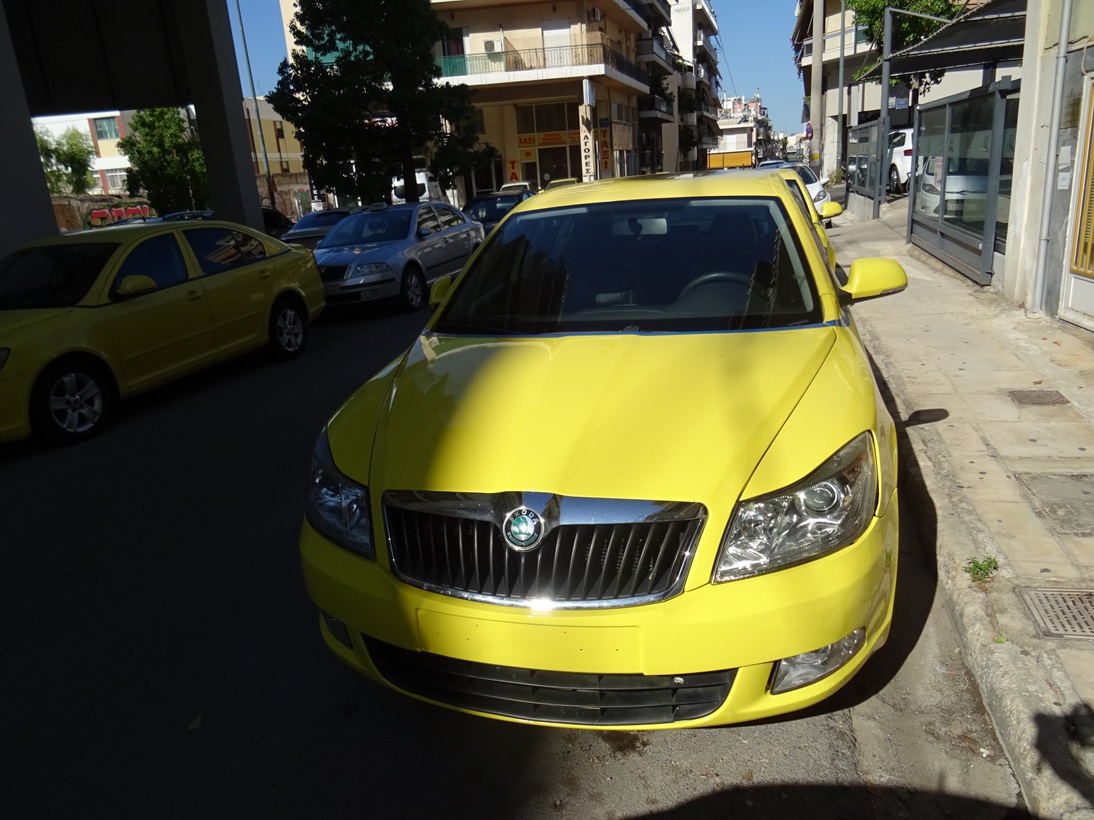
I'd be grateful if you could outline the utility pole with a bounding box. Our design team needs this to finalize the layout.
[809,0,825,177]
[234,0,276,211]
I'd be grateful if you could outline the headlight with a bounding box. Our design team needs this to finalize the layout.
[348,261,392,278]
[0,348,9,370]
[304,430,374,558]
[812,189,827,203]
[713,432,877,583]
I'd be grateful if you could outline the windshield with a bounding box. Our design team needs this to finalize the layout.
[321,210,412,248]
[463,196,523,223]
[292,211,350,231]
[0,243,119,309]
[433,197,820,335]
[792,165,819,185]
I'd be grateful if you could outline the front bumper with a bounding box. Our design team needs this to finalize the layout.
[0,369,33,442]
[324,275,399,305]
[300,488,898,729]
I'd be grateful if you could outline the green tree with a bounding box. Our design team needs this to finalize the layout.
[35,127,95,195]
[118,108,209,213]
[847,0,961,92]
[267,0,495,203]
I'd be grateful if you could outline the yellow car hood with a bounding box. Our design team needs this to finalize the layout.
[358,328,836,505]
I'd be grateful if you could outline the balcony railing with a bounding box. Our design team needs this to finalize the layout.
[646,0,671,24]
[638,94,674,117]
[637,36,671,65]
[695,30,717,62]
[437,43,648,85]
[694,0,717,33]
[610,0,647,20]
[800,25,870,58]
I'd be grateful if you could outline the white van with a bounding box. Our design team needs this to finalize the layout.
[392,171,448,204]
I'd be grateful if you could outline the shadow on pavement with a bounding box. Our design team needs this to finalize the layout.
[1034,703,1094,809]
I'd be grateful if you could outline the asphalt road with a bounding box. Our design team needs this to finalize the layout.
[1,303,1027,819]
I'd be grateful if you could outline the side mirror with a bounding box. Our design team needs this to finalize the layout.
[417,225,435,239]
[116,274,158,297]
[841,259,907,304]
[428,274,453,311]
[819,201,843,219]
[819,177,830,187]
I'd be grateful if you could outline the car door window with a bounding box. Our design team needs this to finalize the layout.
[112,233,189,293]
[183,227,267,276]
[417,207,442,235]
[436,206,464,228]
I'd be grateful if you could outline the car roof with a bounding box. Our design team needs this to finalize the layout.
[515,172,792,213]
[18,220,270,250]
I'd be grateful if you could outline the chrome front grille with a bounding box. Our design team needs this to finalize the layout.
[383,491,705,608]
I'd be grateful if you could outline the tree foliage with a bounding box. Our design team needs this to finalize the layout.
[118,108,209,214]
[847,0,961,89]
[267,0,496,203]
[36,127,95,195]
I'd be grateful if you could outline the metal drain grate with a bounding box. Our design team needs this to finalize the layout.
[1009,389,1069,406]
[1018,588,1094,639]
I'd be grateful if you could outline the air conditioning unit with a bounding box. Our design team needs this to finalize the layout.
[484,38,501,53]
[589,7,603,22]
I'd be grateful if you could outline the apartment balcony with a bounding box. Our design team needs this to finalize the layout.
[680,70,696,90]
[695,29,717,63]
[604,0,649,30]
[636,36,673,75]
[681,109,697,125]
[695,62,710,86]
[638,94,674,122]
[694,0,718,35]
[696,99,720,121]
[798,25,871,67]
[645,0,671,27]
[436,43,649,94]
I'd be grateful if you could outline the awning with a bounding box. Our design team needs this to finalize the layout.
[862,0,1026,80]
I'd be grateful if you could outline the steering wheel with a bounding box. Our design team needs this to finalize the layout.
[678,271,753,298]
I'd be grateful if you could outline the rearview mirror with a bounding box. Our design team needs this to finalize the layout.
[116,274,158,297]
[819,201,843,220]
[428,274,453,311]
[841,259,907,304]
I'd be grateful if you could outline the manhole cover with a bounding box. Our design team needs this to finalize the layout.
[1009,389,1069,405]
[1013,474,1094,536]
[1018,588,1094,639]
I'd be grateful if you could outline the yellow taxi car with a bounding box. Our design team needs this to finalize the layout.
[301,173,907,729]
[0,221,324,444]
[768,167,843,271]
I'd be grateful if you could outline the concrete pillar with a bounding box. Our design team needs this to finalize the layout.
[0,6,58,259]
[171,0,262,231]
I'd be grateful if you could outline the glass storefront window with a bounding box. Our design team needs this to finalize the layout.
[536,102,568,132]
[516,105,536,135]
[913,107,947,221]
[997,96,1019,243]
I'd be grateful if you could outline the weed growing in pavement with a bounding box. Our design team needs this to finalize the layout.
[964,556,1000,583]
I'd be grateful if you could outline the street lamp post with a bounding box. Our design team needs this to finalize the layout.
[233,0,276,211]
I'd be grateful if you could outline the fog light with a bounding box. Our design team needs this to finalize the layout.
[770,627,865,694]
[321,610,353,648]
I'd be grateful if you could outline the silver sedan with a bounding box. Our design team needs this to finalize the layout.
[313,202,484,311]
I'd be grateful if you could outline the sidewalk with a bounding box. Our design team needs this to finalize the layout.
[830,199,1094,818]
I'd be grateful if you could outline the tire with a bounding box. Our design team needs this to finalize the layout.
[31,358,116,445]
[888,165,903,195]
[268,295,307,359]
[400,266,426,312]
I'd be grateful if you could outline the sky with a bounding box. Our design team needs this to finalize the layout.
[228,0,807,136]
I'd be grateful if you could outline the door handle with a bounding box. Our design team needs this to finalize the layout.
[257,268,271,279]
[187,290,204,301]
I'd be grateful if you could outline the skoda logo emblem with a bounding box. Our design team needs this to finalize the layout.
[503,507,543,551]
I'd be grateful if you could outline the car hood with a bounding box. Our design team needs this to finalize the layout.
[337,328,837,505]
[0,307,74,334]
[314,242,399,262]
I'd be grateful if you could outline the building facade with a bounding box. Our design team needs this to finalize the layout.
[33,111,132,195]
[277,0,724,196]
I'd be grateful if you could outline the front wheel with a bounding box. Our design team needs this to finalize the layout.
[269,296,307,359]
[31,359,116,445]
[400,266,426,312]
